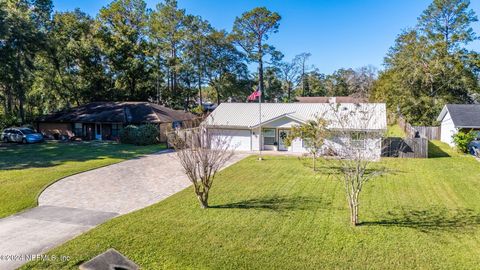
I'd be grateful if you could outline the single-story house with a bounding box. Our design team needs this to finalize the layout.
[203,102,387,159]
[295,96,369,103]
[36,102,198,142]
[437,104,480,146]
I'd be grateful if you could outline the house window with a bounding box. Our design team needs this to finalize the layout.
[172,121,182,129]
[351,132,366,149]
[96,124,101,135]
[112,124,122,137]
[74,123,83,137]
[262,128,276,145]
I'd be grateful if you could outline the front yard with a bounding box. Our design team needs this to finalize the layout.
[0,141,165,218]
[23,141,480,269]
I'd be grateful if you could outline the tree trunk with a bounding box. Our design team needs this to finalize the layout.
[312,153,316,171]
[350,200,359,226]
[198,71,203,107]
[258,39,264,101]
[5,85,13,114]
[302,66,306,96]
[287,82,292,101]
[131,77,136,100]
[19,94,25,124]
[197,193,209,209]
[167,69,171,95]
[215,85,220,105]
[172,46,178,95]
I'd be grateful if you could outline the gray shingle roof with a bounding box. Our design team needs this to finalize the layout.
[36,102,197,124]
[439,104,480,128]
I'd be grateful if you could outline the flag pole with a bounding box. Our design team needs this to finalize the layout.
[258,83,262,161]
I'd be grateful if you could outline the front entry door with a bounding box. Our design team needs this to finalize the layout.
[278,129,290,151]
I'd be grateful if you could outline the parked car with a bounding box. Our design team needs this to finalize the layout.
[1,127,44,144]
[469,140,480,157]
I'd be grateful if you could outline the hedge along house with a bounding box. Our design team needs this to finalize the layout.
[437,104,480,146]
[36,102,197,142]
[203,103,387,159]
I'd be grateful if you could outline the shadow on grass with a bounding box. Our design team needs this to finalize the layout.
[212,196,327,212]
[307,161,401,180]
[428,141,450,158]
[0,141,164,170]
[362,206,480,233]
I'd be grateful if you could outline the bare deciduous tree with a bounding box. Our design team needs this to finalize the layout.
[327,103,386,226]
[168,127,235,208]
[277,59,300,101]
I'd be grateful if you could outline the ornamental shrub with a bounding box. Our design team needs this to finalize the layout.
[119,124,159,145]
[119,125,139,144]
[452,130,476,153]
[135,124,159,145]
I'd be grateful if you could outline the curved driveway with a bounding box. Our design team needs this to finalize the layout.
[0,150,249,270]
[40,150,248,213]
[40,150,188,214]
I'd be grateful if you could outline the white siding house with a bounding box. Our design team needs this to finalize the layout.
[203,103,387,159]
[437,104,480,146]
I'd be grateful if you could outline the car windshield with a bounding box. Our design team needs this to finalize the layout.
[19,128,35,135]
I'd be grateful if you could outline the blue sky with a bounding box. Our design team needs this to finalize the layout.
[53,0,480,74]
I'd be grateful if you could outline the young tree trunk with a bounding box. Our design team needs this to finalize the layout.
[197,194,209,209]
[196,190,209,209]
[349,198,359,226]
[351,203,359,226]
[312,153,316,171]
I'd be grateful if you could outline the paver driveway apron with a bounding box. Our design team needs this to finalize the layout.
[0,150,249,270]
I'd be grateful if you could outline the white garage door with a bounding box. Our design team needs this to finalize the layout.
[209,129,251,151]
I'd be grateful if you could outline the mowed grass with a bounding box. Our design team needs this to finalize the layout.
[0,141,165,218]
[24,141,480,269]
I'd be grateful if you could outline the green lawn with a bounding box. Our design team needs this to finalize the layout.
[0,141,165,218]
[23,141,480,269]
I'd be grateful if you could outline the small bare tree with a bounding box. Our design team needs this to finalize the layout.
[327,103,385,226]
[168,127,235,208]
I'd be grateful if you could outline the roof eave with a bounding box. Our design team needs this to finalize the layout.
[436,105,449,122]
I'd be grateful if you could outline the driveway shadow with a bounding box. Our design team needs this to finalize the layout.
[361,206,480,233]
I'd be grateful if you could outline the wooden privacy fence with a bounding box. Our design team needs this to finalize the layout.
[166,127,199,148]
[398,116,441,140]
[382,137,429,158]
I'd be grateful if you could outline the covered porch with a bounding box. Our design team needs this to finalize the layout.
[251,113,307,153]
[73,122,123,141]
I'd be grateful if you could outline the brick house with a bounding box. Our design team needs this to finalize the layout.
[35,102,198,142]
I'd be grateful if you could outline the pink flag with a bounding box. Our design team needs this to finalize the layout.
[247,88,261,101]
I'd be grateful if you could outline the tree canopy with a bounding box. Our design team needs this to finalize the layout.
[0,0,478,128]
[371,0,479,125]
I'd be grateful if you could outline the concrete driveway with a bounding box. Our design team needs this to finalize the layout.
[0,150,249,270]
